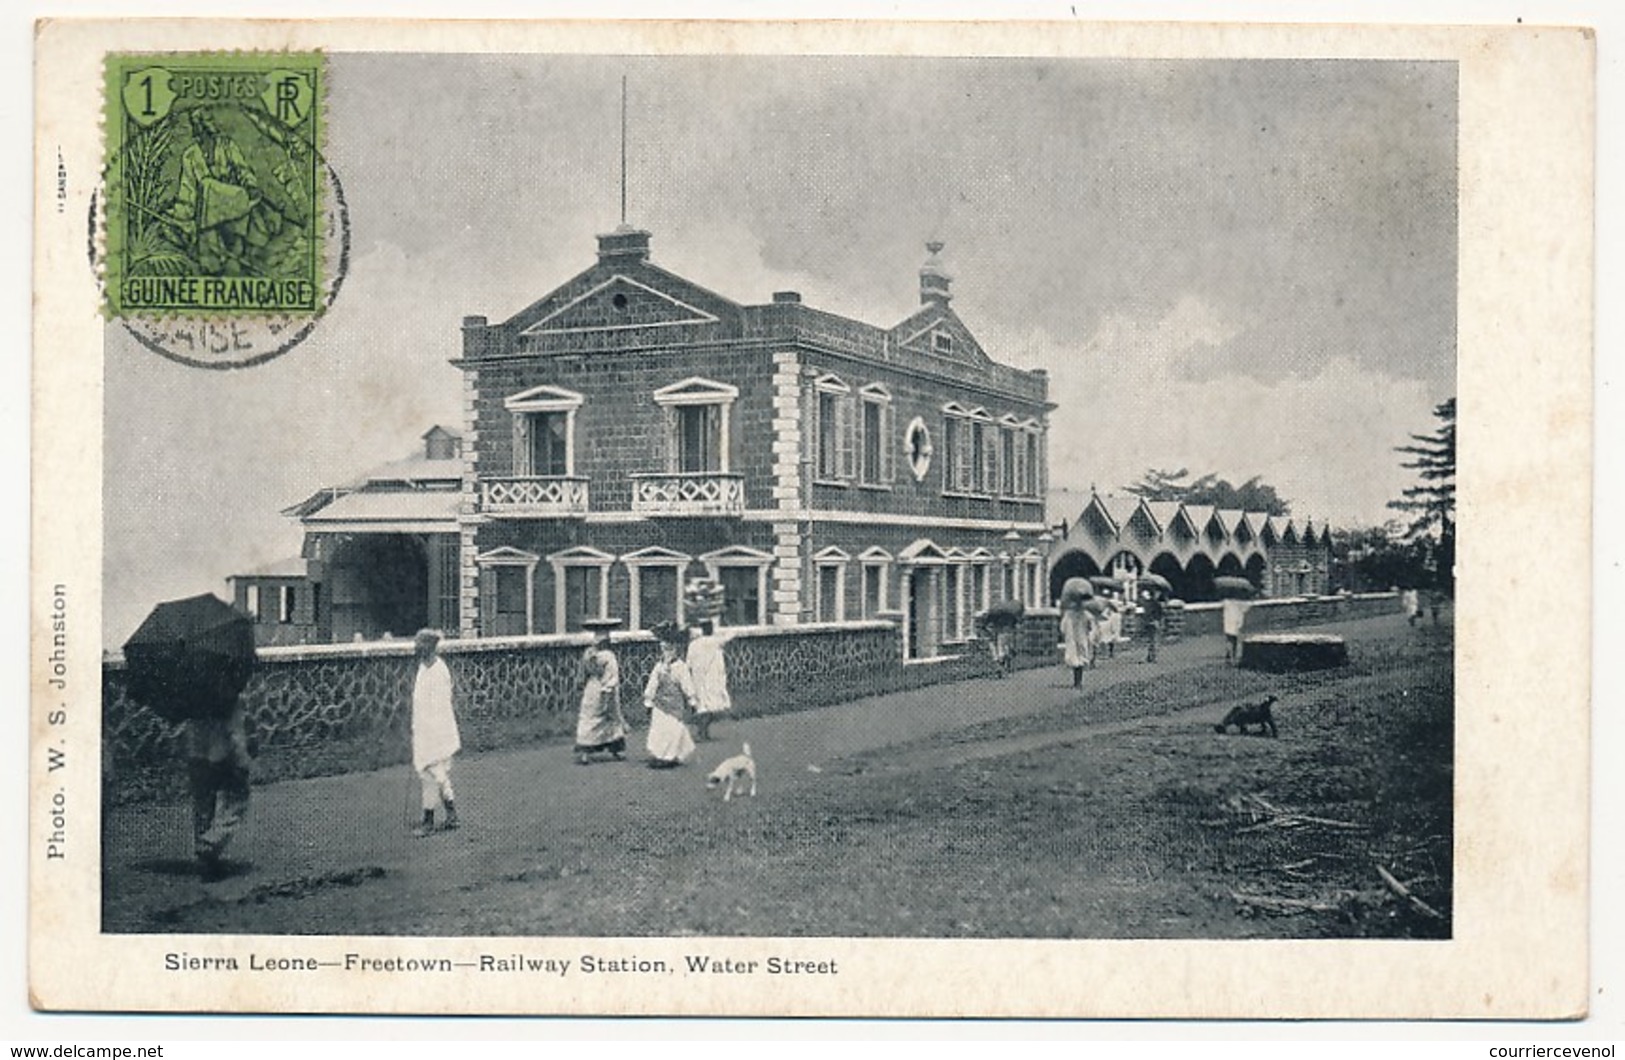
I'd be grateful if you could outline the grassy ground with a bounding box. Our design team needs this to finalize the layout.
[147,619,1451,939]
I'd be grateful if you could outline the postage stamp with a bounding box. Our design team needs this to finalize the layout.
[103,53,324,316]
[29,19,1594,1021]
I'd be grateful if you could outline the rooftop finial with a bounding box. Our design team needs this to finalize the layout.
[920,240,952,306]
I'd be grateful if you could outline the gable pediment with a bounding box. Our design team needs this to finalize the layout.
[520,274,722,337]
[890,306,992,365]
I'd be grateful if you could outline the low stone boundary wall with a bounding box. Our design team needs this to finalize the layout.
[103,591,1401,805]
[103,622,905,806]
[1177,592,1403,638]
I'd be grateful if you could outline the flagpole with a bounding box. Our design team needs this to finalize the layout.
[620,74,627,226]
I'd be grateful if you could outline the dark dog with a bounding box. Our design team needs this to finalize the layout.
[1215,695,1278,737]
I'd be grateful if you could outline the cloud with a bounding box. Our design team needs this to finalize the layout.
[1024,299,1442,527]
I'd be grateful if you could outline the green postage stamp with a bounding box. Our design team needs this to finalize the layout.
[102,53,325,316]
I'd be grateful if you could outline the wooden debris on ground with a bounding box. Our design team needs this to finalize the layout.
[1209,792,1448,925]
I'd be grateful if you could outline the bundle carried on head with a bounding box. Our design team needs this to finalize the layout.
[1058,577,1095,610]
[683,578,726,622]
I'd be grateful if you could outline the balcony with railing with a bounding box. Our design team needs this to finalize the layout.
[480,476,590,518]
[630,472,746,517]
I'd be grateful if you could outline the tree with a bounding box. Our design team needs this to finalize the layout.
[1328,521,1430,593]
[1388,397,1456,592]
[1123,468,1292,515]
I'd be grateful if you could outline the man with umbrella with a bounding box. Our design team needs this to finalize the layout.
[122,594,257,882]
[188,703,253,881]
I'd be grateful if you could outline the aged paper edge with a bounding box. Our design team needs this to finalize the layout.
[29,17,1595,1019]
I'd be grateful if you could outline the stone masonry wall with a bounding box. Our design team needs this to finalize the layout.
[103,593,1400,806]
[104,623,900,807]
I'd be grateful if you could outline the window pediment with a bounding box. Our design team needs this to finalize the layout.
[547,545,616,565]
[700,545,774,565]
[654,376,739,406]
[620,546,693,565]
[899,538,950,563]
[477,546,540,566]
[505,384,584,413]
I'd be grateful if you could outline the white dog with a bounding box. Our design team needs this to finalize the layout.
[706,742,757,801]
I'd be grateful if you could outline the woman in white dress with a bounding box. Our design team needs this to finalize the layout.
[643,623,698,769]
[1059,604,1093,690]
[574,623,627,765]
[687,619,732,742]
[1098,594,1123,658]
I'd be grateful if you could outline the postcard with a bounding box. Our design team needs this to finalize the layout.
[30,18,1593,1017]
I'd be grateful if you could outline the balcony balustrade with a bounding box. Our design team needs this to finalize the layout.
[480,475,590,517]
[629,472,746,517]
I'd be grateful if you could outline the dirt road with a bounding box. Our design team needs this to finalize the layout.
[104,611,1450,939]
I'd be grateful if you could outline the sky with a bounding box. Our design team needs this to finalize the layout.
[102,53,1457,645]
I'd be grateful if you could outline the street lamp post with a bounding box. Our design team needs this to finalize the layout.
[1036,528,1056,605]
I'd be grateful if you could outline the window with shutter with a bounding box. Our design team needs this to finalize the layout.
[807,380,821,474]
[955,418,973,491]
[837,393,857,481]
[533,412,569,476]
[879,402,895,485]
[479,567,497,635]
[994,425,1007,497]
[1013,430,1028,497]
[1032,431,1044,496]
[816,391,840,480]
[969,423,981,492]
[976,422,996,494]
[860,400,881,484]
[512,413,532,476]
[663,406,679,473]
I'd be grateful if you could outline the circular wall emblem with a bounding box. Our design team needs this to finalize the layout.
[905,417,933,481]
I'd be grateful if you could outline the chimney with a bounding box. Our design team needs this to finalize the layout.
[596,224,651,264]
[772,291,802,304]
[919,240,952,306]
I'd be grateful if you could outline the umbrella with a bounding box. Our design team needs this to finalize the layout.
[1213,576,1256,599]
[121,593,257,723]
[1137,573,1173,595]
[1089,575,1124,593]
[980,598,1026,629]
[1058,577,1095,609]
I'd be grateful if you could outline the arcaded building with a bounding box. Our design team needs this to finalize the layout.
[1046,490,1333,603]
